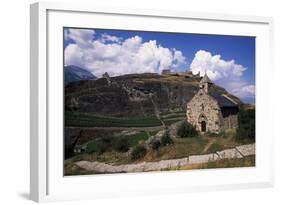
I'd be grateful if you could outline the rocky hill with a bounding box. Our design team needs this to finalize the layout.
[64,72,241,118]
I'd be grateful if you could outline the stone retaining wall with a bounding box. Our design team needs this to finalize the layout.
[75,143,255,173]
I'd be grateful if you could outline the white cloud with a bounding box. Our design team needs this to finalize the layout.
[100,33,122,44]
[232,84,255,99]
[190,50,254,101]
[190,50,246,81]
[64,29,186,77]
[64,29,95,48]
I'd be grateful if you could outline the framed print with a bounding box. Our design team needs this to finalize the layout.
[30,2,274,202]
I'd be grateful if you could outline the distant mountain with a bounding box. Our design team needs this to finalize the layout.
[64,65,96,82]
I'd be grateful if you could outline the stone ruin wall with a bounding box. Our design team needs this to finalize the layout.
[221,115,238,130]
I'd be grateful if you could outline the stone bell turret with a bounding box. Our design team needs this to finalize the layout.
[199,73,212,93]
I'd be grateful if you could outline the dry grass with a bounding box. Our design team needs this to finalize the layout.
[142,137,209,162]
[64,162,99,176]
[167,155,255,171]
[66,129,247,166]
[65,126,254,176]
[202,129,244,153]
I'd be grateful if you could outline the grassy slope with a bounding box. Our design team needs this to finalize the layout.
[69,128,252,163]
[143,137,209,162]
[64,128,255,175]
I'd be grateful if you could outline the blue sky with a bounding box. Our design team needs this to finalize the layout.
[64,28,255,103]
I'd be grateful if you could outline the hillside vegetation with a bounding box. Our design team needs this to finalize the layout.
[64,73,240,117]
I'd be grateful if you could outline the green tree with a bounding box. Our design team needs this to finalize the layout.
[113,137,130,152]
[161,131,173,145]
[130,145,147,160]
[151,140,161,151]
[177,121,199,138]
[236,108,255,141]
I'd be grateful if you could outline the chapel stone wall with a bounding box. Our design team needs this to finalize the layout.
[186,90,222,133]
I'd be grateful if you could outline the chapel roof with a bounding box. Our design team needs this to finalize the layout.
[210,93,238,108]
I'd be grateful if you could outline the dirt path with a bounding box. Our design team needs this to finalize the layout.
[150,96,166,127]
[75,143,255,173]
[202,138,216,154]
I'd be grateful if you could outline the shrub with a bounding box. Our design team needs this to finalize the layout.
[86,140,108,155]
[220,131,227,138]
[100,136,113,144]
[113,137,130,152]
[161,131,173,145]
[224,129,236,139]
[86,136,114,155]
[130,145,147,160]
[236,108,255,141]
[177,121,199,138]
[151,140,161,151]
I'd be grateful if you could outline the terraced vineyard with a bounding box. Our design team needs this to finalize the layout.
[160,111,186,126]
[65,111,163,127]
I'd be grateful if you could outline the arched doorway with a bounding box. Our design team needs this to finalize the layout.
[198,114,207,132]
[201,121,206,132]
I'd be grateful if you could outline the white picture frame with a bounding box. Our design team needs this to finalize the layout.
[30,2,274,202]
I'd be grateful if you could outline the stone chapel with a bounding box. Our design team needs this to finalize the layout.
[186,74,239,133]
